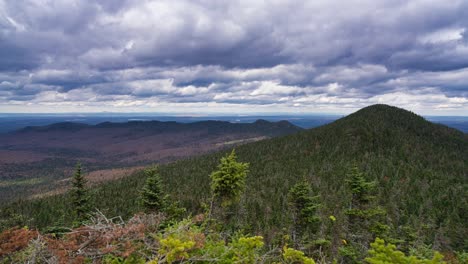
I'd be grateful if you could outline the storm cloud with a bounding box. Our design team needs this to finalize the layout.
[0,0,467,114]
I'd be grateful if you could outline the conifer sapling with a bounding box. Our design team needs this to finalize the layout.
[71,162,89,222]
[141,166,166,213]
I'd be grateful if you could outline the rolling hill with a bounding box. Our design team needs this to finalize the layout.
[1,104,467,253]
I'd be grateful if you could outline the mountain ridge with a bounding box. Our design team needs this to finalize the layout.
[17,119,302,135]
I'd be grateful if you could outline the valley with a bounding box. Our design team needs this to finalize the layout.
[0,119,302,202]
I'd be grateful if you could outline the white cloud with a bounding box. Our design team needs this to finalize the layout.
[420,28,465,44]
[250,81,302,96]
[0,0,467,115]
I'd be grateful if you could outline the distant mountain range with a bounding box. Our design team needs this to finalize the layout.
[0,119,302,202]
[3,119,302,164]
[1,113,466,134]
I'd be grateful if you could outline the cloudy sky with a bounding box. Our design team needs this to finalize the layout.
[0,0,467,115]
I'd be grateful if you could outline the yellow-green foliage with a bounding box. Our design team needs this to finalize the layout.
[151,219,201,263]
[102,254,145,264]
[149,218,266,263]
[198,235,264,264]
[282,246,316,264]
[157,237,196,263]
[229,236,264,263]
[366,238,445,264]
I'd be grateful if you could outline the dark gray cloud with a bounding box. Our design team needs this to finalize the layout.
[0,0,467,114]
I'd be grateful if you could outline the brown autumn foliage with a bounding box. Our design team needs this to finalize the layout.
[0,212,164,263]
[0,228,39,257]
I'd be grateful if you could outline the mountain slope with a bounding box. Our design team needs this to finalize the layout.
[3,104,467,251]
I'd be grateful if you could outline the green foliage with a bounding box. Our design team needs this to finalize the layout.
[210,150,249,208]
[102,254,145,264]
[344,166,389,262]
[313,238,332,247]
[366,238,446,264]
[409,243,447,261]
[151,218,200,263]
[158,236,196,263]
[0,208,29,230]
[455,251,468,263]
[339,244,361,264]
[346,166,376,205]
[71,162,89,222]
[150,218,268,264]
[282,246,316,264]
[140,166,166,213]
[164,200,187,220]
[229,236,264,263]
[288,180,321,245]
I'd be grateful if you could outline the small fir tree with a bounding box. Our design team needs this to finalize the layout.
[141,166,166,213]
[209,149,249,222]
[346,166,375,207]
[210,149,249,208]
[288,180,321,246]
[342,166,388,263]
[71,162,89,222]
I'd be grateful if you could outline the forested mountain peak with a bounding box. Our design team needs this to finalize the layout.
[308,104,467,158]
[329,104,461,136]
[350,103,420,117]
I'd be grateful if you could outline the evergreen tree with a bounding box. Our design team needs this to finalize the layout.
[209,149,249,221]
[346,166,375,207]
[366,238,445,264]
[141,166,166,213]
[210,150,249,207]
[288,180,321,247]
[341,166,387,263]
[71,162,89,222]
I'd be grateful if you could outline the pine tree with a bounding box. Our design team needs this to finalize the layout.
[141,166,166,213]
[71,162,89,222]
[288,180,321,247]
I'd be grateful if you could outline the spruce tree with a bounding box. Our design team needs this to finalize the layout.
[141,166,166,213]
[71,162,89,223]
[342,166,387,263]
[288,180,321,247]
[210,149,249,208]
[209,149,249,222]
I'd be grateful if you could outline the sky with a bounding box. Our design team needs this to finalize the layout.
[0,0,467,115]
